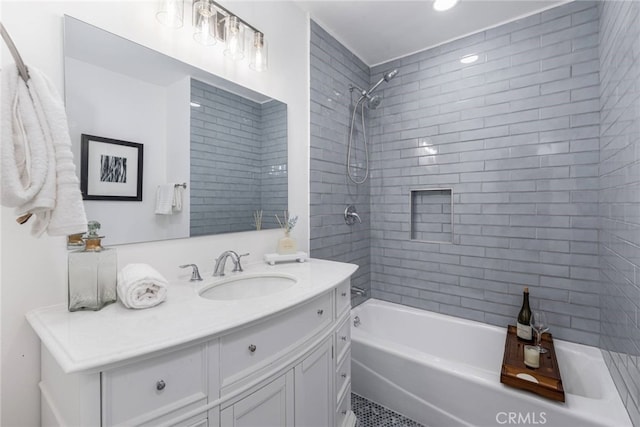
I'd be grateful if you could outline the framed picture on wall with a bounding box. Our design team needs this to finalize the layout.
[80,134,143,201]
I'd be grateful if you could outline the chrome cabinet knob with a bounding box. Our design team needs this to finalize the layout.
[341,410,347,415]
[248,344,257,353]
[156,380,166,391]
[317,309,324,316]
[341,292,347,297]
[341,336,348,341]
[341,373,347,378]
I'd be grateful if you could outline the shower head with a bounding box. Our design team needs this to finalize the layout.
[383,69,399,82]
[366,68,399,96]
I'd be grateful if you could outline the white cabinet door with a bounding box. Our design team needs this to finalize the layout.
[220,371,294,427]
[294,337,334,427]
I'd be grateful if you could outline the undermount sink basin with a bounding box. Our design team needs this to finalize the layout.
[199,273,298,301]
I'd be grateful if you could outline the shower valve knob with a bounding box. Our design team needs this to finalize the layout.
[344,205,362,225]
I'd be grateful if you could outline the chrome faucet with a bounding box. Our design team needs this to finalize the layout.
[179,264,203,281]
[213,251,250,277]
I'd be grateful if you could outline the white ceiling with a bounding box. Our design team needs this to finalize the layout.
[296,0,568,66]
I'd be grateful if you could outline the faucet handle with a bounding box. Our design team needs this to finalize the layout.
[179,264,203,281]
[233,253,250,272]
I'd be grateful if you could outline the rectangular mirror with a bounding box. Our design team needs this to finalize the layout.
[63,16,288,245]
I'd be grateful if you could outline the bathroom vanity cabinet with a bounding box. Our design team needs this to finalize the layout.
[29,260,357,427]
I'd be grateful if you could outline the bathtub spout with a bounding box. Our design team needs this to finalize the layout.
[351,286,366,297]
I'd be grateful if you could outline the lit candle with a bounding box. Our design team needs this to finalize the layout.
[524,345,540,368]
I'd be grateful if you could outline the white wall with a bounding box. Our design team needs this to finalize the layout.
[165,76,192,239]
[0,1,309,425]
[66,57,180,245]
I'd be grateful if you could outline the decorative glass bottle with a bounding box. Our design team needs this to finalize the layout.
[277,230,297,255]
[68,220,117,312]
[275,212,298,255]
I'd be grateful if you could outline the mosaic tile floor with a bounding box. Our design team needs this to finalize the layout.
[352,393,426,427]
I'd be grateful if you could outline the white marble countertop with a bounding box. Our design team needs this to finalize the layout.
[26,259,358,374]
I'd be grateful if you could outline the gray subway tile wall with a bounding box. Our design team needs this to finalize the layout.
[310,1,639,421]
[368,0,602,346]
[310,21,371,303]
[190,80,287,235]
[599,1,640,424]
[260,100,288,230]
[191,79,262,235]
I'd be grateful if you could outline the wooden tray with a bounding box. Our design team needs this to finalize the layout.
[500,325,565,402]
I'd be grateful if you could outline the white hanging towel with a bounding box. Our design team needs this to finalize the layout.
[155,183,174,215]
[1,65,88,236]
[172,185,183,212]
[117,263,168,309]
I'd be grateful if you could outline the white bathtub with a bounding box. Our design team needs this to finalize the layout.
[351,299,631,427]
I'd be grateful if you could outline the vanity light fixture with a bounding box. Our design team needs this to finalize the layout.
[156,0,185,28]
[249,31,268,71]
[192,0,217,45]
[155,0,268,71]
[433,0,460,12]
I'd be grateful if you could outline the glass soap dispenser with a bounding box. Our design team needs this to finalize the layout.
[68,220,117,311]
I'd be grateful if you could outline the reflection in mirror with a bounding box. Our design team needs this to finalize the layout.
[63,16,288,245]
[190,80,287,235]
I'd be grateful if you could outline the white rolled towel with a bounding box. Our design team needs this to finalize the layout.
[117,263,168,309]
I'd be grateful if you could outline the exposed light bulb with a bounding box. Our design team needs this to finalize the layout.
[433,0,459,12]
[254,48,263,70]
[250,32,268,72]
[224,16,245,60]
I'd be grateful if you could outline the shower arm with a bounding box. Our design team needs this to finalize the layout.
[366,77,385,95]
[349,80,384,97]
[348,83,367,97]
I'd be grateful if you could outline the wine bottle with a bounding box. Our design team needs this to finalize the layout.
[516,287,533,341]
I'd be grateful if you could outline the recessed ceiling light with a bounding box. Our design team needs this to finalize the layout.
[433,0,459,12]
[460,54,478,64]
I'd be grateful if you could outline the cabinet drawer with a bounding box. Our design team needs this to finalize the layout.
[335,315,351,363]
[335,384,351,427]
[102,345,207,426]
[335,350,351,404]
[220,292,333,386]
[335,280,351,317]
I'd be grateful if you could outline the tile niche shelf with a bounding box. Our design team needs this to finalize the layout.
[410,188,453,244]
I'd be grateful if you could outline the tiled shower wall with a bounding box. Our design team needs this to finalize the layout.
[260,100,288,230]
[310,21,371,300]
[191,80,287,235]
[191,79,262,235]
[599,0,640,424]
[368,1,602,345]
